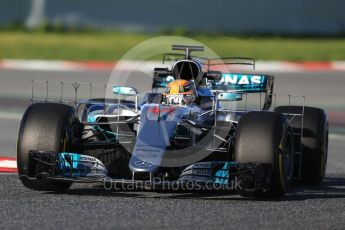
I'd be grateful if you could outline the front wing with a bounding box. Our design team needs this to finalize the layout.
[22,151,272,192]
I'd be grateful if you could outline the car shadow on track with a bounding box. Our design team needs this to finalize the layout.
[45,177,345,202]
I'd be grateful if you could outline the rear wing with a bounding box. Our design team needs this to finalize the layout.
[210,73,274,110]
[209,73,273,93]
[152,70,273,93]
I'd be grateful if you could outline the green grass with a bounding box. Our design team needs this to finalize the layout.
[1,31,345,61]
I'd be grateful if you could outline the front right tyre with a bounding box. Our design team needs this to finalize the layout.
[17,103,81,191]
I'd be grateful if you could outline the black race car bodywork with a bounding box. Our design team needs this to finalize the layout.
[17,45,328,197]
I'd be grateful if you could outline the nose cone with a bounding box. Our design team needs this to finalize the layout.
[129,104,188,173]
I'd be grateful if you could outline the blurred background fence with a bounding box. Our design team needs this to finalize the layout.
[1,0,344,36]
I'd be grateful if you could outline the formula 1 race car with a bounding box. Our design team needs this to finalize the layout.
[17,45,328,198]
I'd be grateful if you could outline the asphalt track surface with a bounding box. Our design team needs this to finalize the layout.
[0,69,344,229]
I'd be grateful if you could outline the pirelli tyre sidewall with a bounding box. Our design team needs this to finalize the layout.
[17,103,80,191]
[234,111,294,198]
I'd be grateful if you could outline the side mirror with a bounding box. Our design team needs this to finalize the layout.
[112,86,138,96]
[206,71,222,81]
[217,92,242,101]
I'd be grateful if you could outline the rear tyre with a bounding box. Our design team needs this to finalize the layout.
[274,106,328,185]
[17,103,81,191]
[234,111,294,198]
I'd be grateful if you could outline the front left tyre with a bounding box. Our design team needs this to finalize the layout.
[274,106,328,185]
[234,111,294,198]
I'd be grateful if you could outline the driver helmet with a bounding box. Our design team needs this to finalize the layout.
[164,79,196,105]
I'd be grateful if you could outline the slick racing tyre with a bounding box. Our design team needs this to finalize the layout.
[274,106,328,185]
[17,103,81,191]
[234,111,294,198]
